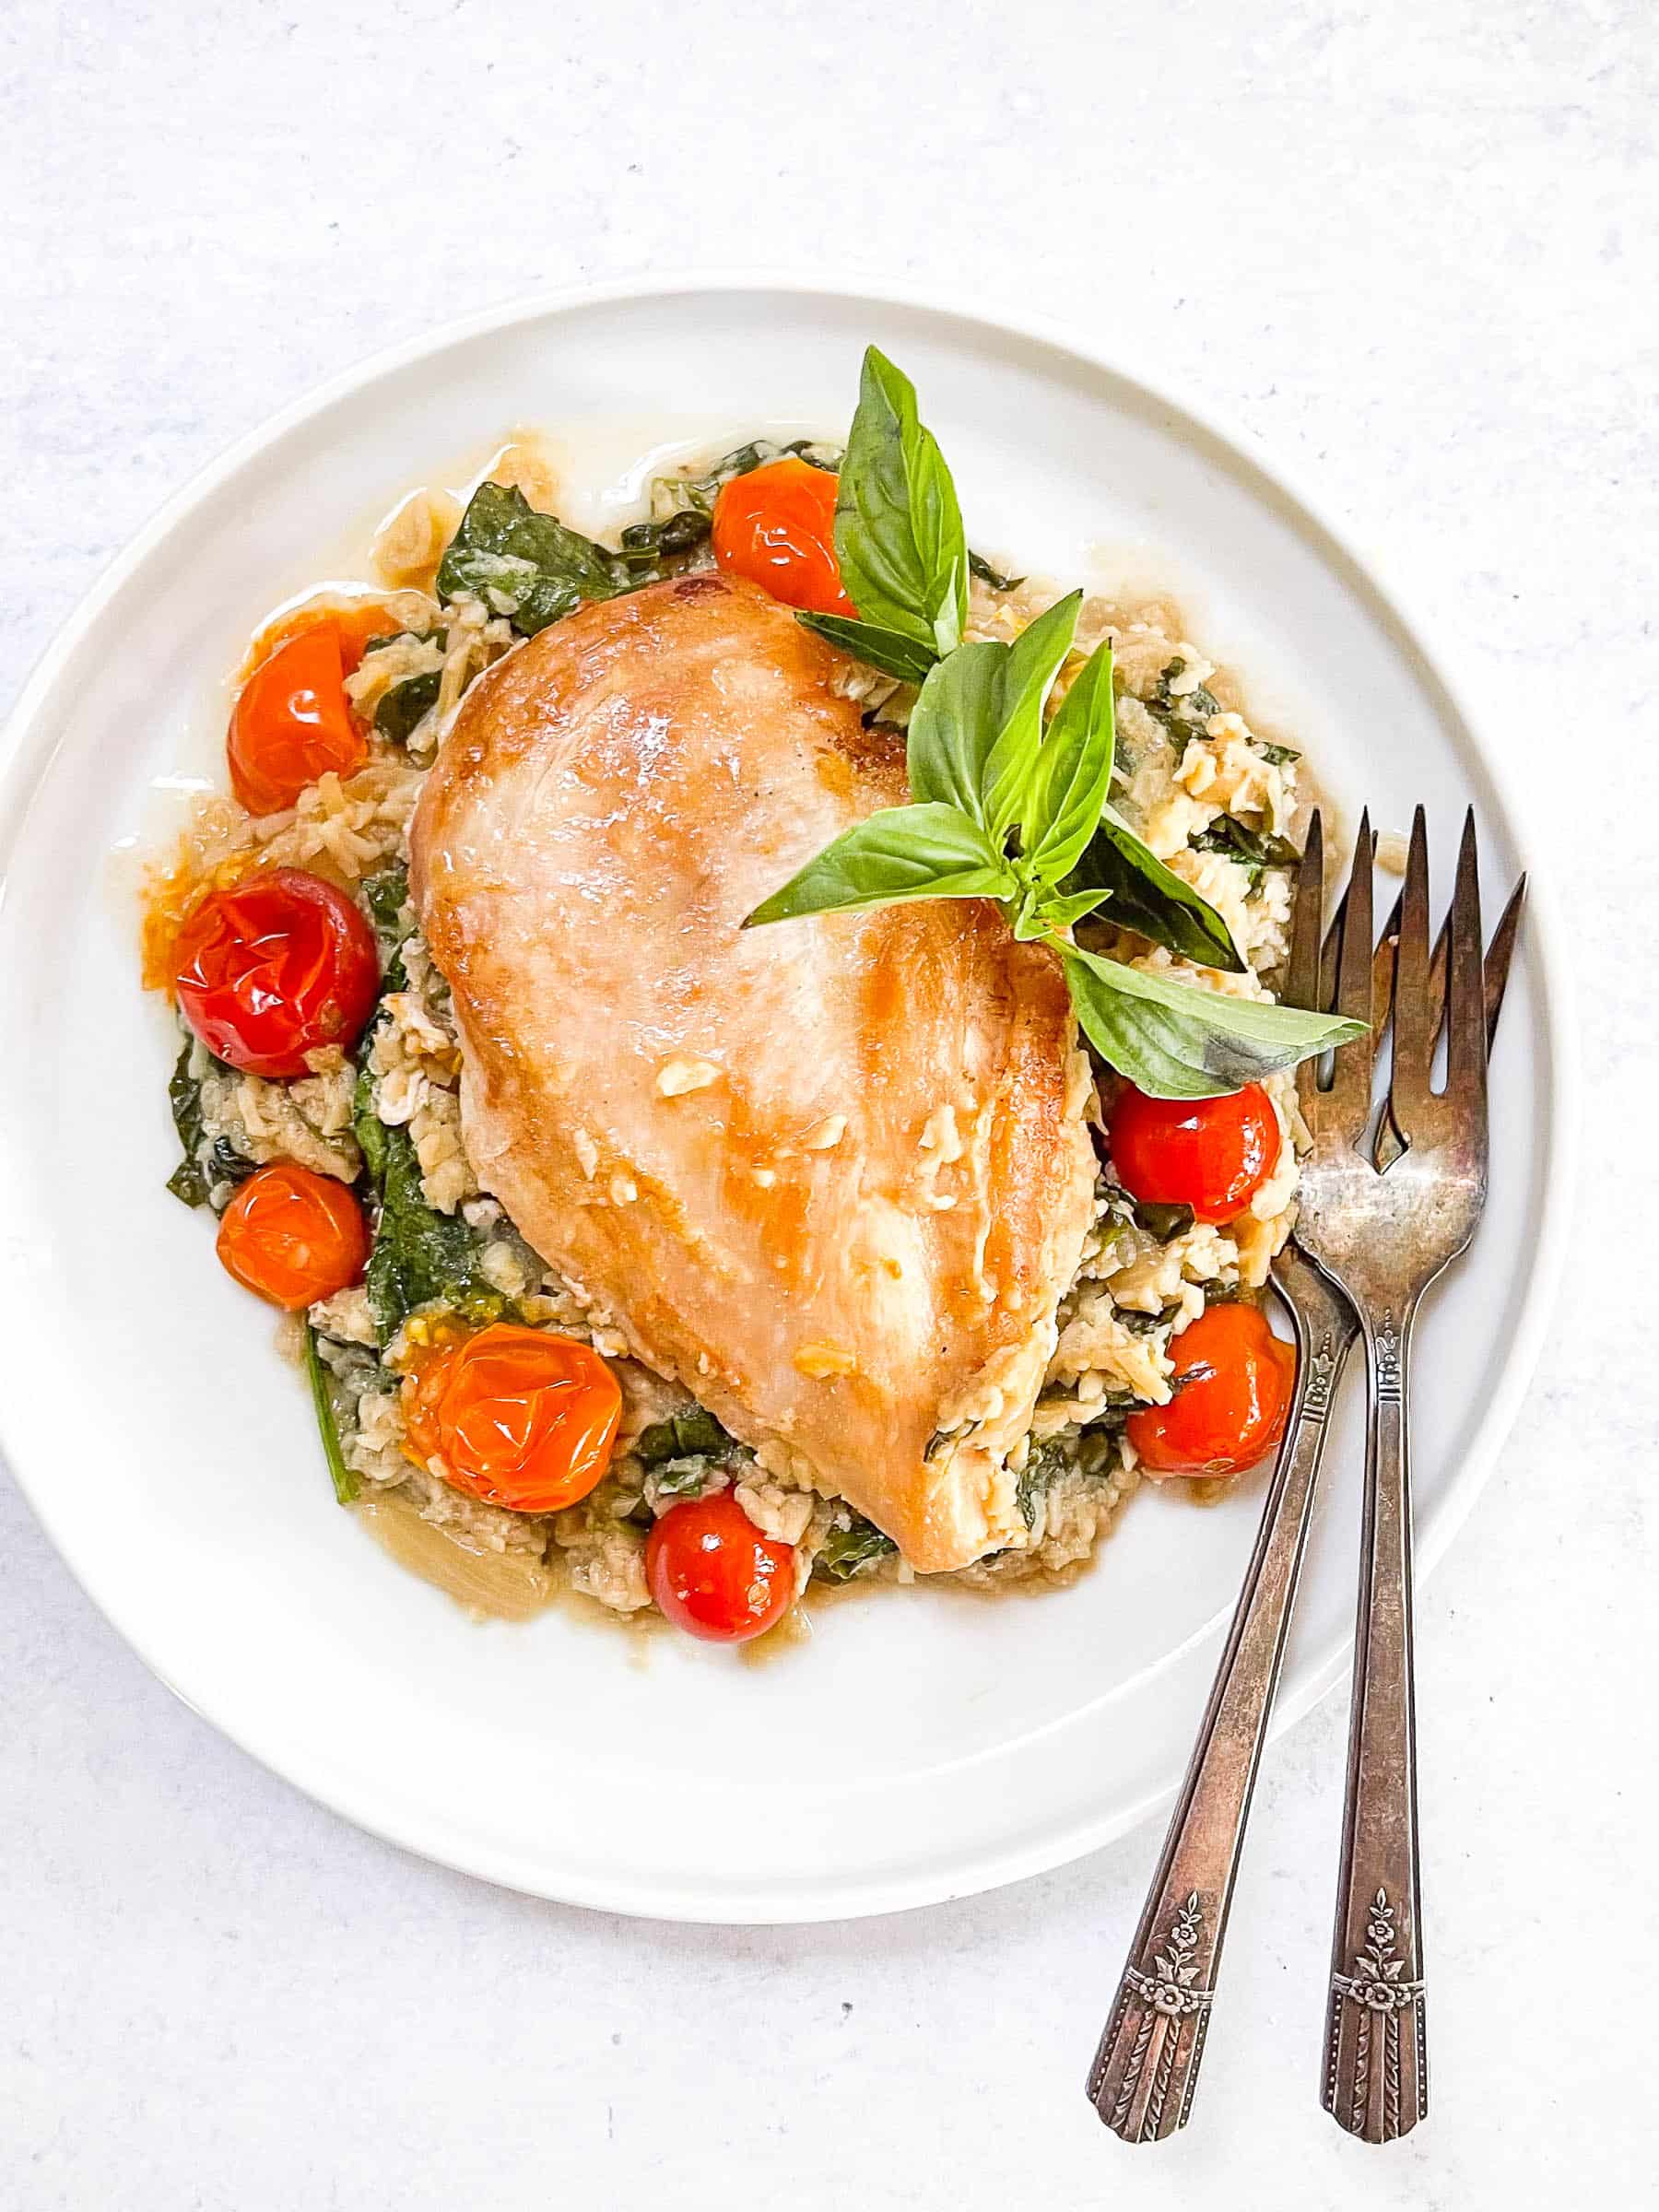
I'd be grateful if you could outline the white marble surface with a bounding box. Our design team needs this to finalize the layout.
[2,3,1651,2204]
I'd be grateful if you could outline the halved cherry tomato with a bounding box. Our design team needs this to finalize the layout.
[401,1324,622,1514]
[644,1488,796,1643]
[249,599,394,678]
[711,457,853,618]
[1125,1302,1294,1477]
[228,626,367,814]
[216,1164,368,1311]
[1107,1081,1282,1225]
[172,866,380,1077]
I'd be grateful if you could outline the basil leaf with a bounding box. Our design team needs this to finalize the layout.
[437,481,626,635]
[906,594,1079,838]
[906,641,1004,821]
[1033,885,1112,933]
[743,804,1011,927]
[1025,640,1115,886]
[1063,945,1364,1100]
[1068,806,1247,973]
[304,1324,359,1505]
[1257,741,1300,768]
[833,347,968,665]
[980,593,1081,839]
[797,612,937,685]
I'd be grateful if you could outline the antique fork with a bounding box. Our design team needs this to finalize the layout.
[1295,806,1512,2145]
[1086,810,1522,2145]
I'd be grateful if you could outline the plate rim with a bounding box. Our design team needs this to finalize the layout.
[0,269,1579,1922]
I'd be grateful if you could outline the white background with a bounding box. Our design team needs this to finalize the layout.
[1,4,1650,2206]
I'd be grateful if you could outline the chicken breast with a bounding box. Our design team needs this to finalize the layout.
[410,574,1096,1571]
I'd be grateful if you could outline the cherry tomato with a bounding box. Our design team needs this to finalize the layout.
[172,866,381,1077]
[1125,1302,1295,1477]
[228,626,367,815]
[711,457,853,618]
[250,599,394,677]
[1107,1081,1282,1225]
[645,1488,796,1643]
[401,1324,622,1514]
[215,1164,369,1311]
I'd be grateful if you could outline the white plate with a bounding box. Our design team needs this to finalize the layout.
[0,278,1573,1923]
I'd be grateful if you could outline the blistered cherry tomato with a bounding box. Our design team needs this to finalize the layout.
[172,866,380,1077]
[401,1324,622,1515]
[711,457,853,617]
[216,1164,369,1311]
[1107,1081,1282,1225]
[645,1488,796,1643]
[250,600,394,678]
[228,626,367,814]
[1125,1303,1294,1477]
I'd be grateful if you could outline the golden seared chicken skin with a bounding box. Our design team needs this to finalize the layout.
[410,575,1096,1571]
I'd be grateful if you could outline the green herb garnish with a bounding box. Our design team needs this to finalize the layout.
[796,349,968,682]
[746,348,1361,1099]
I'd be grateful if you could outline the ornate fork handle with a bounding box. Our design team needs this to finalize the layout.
[1088,1259,1358,2142]
[1322,1297,1428,2142]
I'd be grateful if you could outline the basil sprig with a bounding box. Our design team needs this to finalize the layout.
[746,347,1364,1097]
[798,347,968,680]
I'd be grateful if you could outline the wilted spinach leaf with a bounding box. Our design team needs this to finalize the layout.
[1189,816,1301,884]
[635,1406,734,1466]
[1148,658,1222,727]
[437,481,627,635]
[375,669,441,746]
[1016,1438,1071,1529]
[304,1324,359,1505]
[615,508,712,575]
[165,1039,253,1208]
[359,862,412,948]
[814,1513,898,1583]
[650,1461,716,1502]
[1100,1181,1195,1241]
[362,1119,498,1346]
[968,549,1026,592]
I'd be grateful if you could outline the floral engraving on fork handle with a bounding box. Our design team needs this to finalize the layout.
[1096,1893,1214,2140]
[1298,1331,1340,1424]
[1325,1888,1426,2139]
